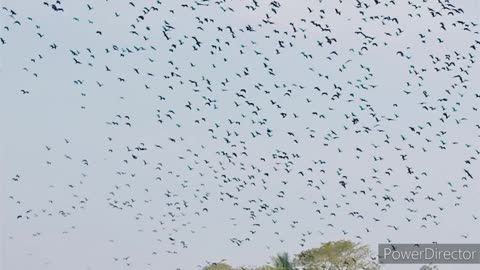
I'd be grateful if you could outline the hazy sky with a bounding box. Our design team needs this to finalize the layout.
[2,0,480,270]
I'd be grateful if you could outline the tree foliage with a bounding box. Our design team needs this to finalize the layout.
[201,241,380,270]
[202,262,235,270]
[419,265,439,270]
[295,240,380,270]
[251,266,277,270]
[271,252,296,270]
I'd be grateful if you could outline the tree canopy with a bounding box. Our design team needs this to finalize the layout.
[201,240,380,270]
[271,252,295,270]
[295,240,379,270]
[419,265,439,270]
[202,262,235,270]
[251,265,277,270]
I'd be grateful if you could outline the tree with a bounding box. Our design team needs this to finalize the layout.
[295,240,380,270]
[251,266,277,270]
[202,262,235,270]
[271,252,296,270]
[419,265,439,270]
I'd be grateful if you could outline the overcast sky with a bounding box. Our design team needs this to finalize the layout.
[2,0,480,270]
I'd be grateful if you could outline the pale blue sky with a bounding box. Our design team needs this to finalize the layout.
[2,1,480,270]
